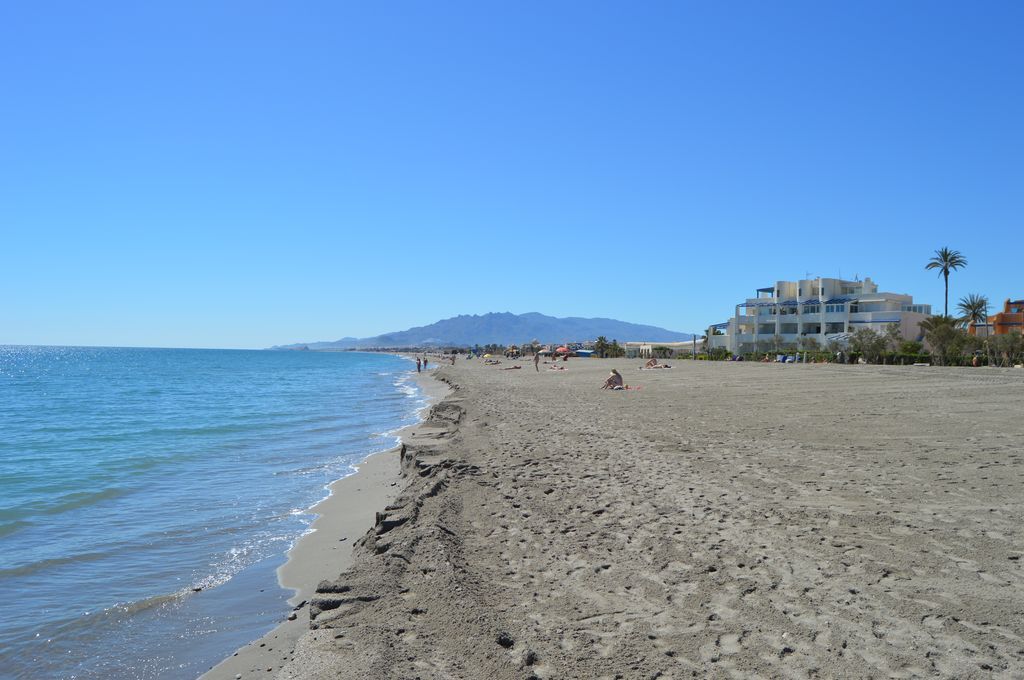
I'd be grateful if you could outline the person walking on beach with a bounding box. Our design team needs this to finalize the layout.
[416,357,421,372]
[422,356,428,370]
[534,352,540,371]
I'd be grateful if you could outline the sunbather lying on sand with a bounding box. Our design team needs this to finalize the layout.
[548,365,567,371]
[641,359,671,369]
[601,369,624,389]
[500,365,522,370]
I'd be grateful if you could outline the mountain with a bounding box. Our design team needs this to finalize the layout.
[271,312,693,349]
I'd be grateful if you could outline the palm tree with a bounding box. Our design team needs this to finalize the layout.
[956,293,989,335]
[704,326,715,357]
[925,247,968,317]
[957,293,992,366]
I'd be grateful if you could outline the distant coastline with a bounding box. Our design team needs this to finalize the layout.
[271,311,693,351]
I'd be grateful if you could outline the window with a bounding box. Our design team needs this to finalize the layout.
[825,304,845,313]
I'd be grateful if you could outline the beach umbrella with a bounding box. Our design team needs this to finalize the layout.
[483,353,492,358]
[555,346,570,353]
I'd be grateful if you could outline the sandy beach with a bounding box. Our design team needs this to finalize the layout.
[254,357,1024,679]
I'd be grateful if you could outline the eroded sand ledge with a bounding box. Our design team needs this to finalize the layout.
[278,359,1024,678]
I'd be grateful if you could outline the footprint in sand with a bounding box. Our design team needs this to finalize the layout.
[718,631,746,655]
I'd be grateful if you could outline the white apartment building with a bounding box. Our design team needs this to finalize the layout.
[623,341,701,359]
[709,277,932,354]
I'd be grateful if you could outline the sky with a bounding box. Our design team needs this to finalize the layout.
[2,1,1021,349]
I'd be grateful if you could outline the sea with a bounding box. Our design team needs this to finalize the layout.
[0,346,426,679]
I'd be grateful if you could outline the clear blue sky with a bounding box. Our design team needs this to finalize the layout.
[2,2,1021,348]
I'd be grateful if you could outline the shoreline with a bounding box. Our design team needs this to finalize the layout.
[200,361,450,679]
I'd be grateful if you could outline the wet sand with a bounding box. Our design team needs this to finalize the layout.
[273,358,1024,678]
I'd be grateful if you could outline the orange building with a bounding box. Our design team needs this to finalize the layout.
[971,298,1024,335]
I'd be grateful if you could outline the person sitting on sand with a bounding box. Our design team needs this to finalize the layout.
[601,369,624,389]
[644,358,659,368]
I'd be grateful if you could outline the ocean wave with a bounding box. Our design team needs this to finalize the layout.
[378,424,410,440]
[300,422,371,437]
[96,454,183,474]
[0,506,29,522]
[45,588,193,643]
[273,460,339,477]
[140,423,272,438]
[37,487,131,516]
[0,549,113,579]
[98,590,188,618]
[190,540,281,594]
[0,519,31,540]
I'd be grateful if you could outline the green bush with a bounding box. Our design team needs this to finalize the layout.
[888,353,931,365]
[898,340,924,355]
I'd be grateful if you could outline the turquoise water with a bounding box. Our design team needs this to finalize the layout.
[0,347,423,679]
